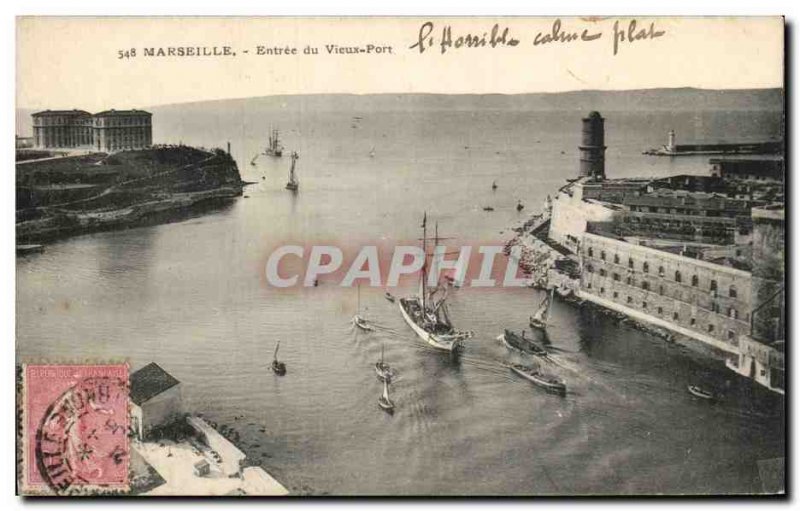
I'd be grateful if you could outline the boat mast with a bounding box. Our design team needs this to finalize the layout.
[289,152,298,183]
[432,221,440,298]
[545,287,555,325]
[420,212,427,312]
[273,341,280,362]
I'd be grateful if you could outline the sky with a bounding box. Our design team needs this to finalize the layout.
[16,16,784,111]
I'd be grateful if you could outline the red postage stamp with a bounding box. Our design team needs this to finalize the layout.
[21,364,130,495]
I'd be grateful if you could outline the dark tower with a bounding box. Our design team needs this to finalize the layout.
[579,111,606,179]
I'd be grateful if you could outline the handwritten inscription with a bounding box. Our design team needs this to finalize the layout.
[410,22,520,54]
[612,20,666,55]
[533,19,602,46]
[409,19,665,56]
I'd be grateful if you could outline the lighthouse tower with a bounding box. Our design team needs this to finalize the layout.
[579,111,606,180]
[666,129,676,153]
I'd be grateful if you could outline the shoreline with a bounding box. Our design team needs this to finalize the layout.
[16,186,243,245]
[16,146,245,246]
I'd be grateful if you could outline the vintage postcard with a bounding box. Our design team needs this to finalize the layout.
[15,16,785,496]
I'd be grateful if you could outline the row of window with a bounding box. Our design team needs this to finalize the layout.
[94,118,151,127]
[629,205,742,217]
[586,283,739,341]
[585,249,739,297]
[584,269,740,319]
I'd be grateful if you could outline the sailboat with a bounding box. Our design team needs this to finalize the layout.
[516,200,525,212]
[285,151,299,191]
[353,284,373,332]
[492,180,498,191]
[369,147,375,158]
[529,287,555,331]
[378,379,395,413]
[375,343,394,382]
[250,154,259,166]
[398,213,473,352]
[500,329,548,357]
[265,128,283,157]
[271,341,286,375]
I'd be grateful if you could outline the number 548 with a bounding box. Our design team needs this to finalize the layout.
[117,48,136,59]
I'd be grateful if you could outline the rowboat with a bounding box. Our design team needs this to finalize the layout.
[687,385,714,400]
[510,364,566,395]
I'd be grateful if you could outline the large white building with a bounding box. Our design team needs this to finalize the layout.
[31,108,152,152]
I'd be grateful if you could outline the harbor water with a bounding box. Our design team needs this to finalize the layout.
[16,98,784,495]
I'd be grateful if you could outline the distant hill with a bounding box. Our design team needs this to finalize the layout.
[16,88,783,136]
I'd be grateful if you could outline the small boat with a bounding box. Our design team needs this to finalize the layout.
[353,315,373,331]
[250,154,259,166]
[483,206,494,212]
[516,200,525,212]
[530,287,554,331]
[16,244,44,255]
[285,151,299,192]
[353,284,374,332]
[265,128,283,157]
[500,329,547,357]
[492,180,498,191]
[384,291,395,303]
[510,364,566,395]
[369,147,375,158]
[271,341,286,376]
[687,385,715,400]
[378,379,395,413]
[375,344,394,382]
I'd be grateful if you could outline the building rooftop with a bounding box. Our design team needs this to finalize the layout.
[131,362,180,405]
[94,109,152,117]
[32,109,91,116]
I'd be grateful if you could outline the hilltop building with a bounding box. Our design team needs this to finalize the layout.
[31,108,152,152]
[32,110,93,148]
[539,112,785,394]
[92,109,153,152]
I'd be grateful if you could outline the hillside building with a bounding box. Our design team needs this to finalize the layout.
[31,108,152,152]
